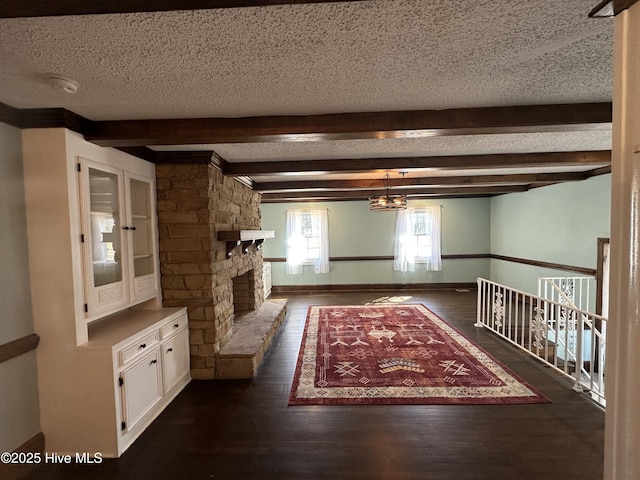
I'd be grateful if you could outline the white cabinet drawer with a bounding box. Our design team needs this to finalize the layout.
[119,331,159,366]
[160,313,188,339]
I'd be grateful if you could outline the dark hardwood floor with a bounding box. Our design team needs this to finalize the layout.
[25,290,605,480]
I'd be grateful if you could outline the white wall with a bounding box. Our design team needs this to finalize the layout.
[490,174,611,294]
[260,197,490,286]
[0,122,41,453]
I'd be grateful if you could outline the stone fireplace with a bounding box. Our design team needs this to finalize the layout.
[155,163,269,379]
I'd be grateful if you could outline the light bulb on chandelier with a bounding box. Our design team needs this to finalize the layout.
[368,172,407,212]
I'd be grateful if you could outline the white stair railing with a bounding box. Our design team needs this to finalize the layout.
[537,276,600,382]
[476,278,607,407]
[537,276,595,313]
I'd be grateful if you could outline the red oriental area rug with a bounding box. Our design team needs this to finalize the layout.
[288,304,549,406]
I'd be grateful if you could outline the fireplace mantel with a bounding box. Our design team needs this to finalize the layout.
[218,230,275,257]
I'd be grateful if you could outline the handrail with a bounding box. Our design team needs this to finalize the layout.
[548,281,579,310]
[537,276,594,314]
[476,278,606,407]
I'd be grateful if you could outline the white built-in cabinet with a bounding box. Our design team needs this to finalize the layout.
[78,157,159,319]
[22,128,190,457]
[84,307,190,452]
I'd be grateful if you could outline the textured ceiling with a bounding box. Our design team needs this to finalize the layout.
[0,0,613,119]
[0,0,614,200]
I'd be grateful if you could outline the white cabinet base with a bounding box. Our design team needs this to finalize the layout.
[37,307,191,458]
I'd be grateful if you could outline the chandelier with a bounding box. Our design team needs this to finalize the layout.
[368,173,407,211]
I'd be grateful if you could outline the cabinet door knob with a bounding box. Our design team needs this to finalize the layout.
[130,226,137,231]
[122,226,130,230]
[140,343,146,349]
[150,359,157,365]
[167,348,173,353]
[174,324,179,328]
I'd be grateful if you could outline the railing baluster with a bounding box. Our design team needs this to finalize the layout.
[515,292,520,345]
[573,309,584,392]
[475,278,606,407]
[507,288,512,340]
[529,296,535,356]
[548,300,554,367]
[491,282,496,330]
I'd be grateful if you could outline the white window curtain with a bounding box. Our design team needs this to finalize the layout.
[286,209,330,274]
[394,208,416,272]
[394,206,442,272]
[315,209,330,274]
[286,210,305,274]
[424,205,442,271]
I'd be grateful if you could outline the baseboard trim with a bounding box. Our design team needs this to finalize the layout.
[0,432,45,480]
[272,282,477,294]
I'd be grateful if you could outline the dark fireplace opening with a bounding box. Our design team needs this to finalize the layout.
[232,269,256,316]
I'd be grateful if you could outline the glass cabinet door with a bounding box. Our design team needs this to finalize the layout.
[88,167,124,288]
[128,176,157,301]
[80,158,159,320]
[82,162,129,318]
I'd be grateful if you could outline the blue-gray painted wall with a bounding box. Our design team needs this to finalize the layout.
[260,175,611,292]
[260,198,491,286]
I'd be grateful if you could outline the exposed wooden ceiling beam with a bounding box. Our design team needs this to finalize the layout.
[260,185,530,202]
[589,0,640,17]
[0,102,91,132]
[0,101,22,127]
[150,149,612,173]
[253,171,598,192]
[618,0,640,12]
[116,146,158,163]
[225,150,611,176]
[0,0,372,18]
[86,103,612,147]
[1,100,613,201]
[586,165,612,176]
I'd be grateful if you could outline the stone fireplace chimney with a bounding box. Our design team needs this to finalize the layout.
[156,164,265,379]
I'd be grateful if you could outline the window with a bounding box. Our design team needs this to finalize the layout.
[286,209,330,274]
[299,212,322,261]
[394,206,442,272]
[411,209,433,262]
